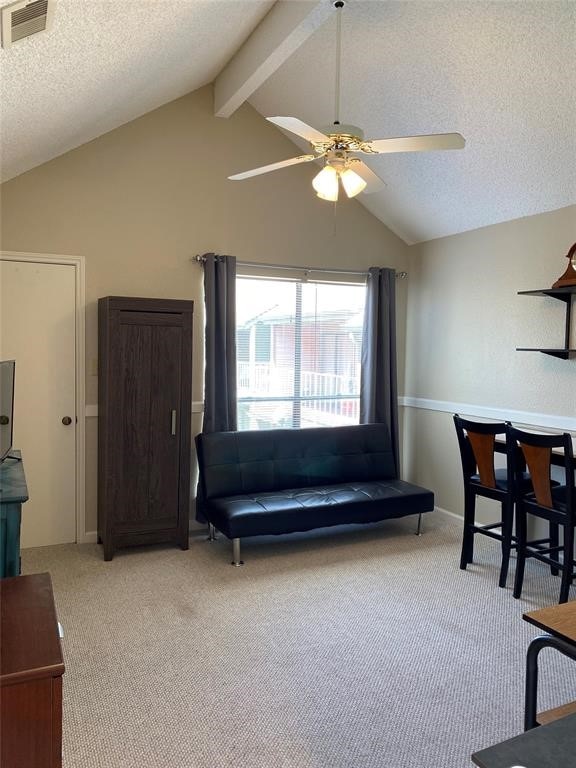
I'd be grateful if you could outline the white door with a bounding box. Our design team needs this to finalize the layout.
[0,259,77,547]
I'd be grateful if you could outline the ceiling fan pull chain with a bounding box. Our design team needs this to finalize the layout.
[333,1,344,127]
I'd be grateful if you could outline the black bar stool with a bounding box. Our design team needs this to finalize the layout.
[453,414,520,587]
[507,426,574,603]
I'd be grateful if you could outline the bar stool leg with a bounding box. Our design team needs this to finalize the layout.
[460,489,475,569]
[549,522,559,576]
[498,498,513,588]
[559,525,574,604]
[513,501,527,599]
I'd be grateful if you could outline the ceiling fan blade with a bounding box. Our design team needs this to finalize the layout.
[366,133,466,154]
[349,160,386,194]
[228,154,317,181]
[267,116,330,143]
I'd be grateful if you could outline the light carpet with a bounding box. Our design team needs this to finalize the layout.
[22,511,576,768]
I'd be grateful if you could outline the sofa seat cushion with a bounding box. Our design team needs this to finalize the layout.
[206,479,435,539]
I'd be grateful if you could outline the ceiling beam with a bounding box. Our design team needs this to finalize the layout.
[214,0,331,118]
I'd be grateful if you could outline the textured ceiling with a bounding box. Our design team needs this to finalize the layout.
[0,0,575,244]
[0,0,274,182]
[249,1,576,243]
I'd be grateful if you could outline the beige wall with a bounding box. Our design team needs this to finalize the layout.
[403,204,576,520]
[0,84,410,537]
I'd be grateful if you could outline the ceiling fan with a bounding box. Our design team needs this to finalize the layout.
[228,1,465,202]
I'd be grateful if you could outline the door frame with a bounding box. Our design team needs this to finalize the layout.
[0,251,87,543]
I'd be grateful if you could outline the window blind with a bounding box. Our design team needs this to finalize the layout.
[236,276,366,430]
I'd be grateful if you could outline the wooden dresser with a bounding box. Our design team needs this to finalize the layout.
[0,572,64,768]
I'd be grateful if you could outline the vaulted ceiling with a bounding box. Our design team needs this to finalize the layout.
[1,0,574,243]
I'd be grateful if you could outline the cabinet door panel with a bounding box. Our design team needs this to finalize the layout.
[112,321,152,523]
[148,324,182,524]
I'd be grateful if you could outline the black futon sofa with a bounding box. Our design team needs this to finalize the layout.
[195,423,434,565]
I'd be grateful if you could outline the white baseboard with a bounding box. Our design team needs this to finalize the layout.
[433,505,463,523]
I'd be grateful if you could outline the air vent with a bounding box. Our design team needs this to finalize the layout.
[1,0,54,48]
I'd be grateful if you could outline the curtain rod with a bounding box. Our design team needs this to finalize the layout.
[193,255,407,279]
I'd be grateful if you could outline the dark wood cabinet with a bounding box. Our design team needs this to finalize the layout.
[1,573,64,768]
[98,297,193,560]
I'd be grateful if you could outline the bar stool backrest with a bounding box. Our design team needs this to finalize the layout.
[508,426,574,512]
[454,414,508,490]
[468,432,497,488]
[520,442,554,507]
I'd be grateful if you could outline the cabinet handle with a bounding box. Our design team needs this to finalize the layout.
[171,409,177,436]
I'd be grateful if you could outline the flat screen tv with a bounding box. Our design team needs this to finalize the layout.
[0,360,16,462]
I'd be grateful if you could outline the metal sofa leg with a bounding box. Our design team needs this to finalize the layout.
[207,523,217,541]
[231,538,244,567]
[415,513,423,536]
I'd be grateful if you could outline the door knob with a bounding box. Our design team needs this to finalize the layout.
[62,416,73,425]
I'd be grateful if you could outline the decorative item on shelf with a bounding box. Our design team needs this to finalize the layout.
[552,242,576,288]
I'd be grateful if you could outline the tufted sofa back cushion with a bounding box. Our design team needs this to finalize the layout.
[196,424,397,500]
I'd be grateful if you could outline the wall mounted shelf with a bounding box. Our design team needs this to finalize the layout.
[516,285,576,359]
[516,348,576,360]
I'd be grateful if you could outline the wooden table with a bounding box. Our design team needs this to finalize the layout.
[0,572,65,767]
[522,601,576,730]
[524,601,576,645]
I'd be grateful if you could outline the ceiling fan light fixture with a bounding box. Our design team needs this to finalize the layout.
[340,168,367,198]
[312,165,339,201]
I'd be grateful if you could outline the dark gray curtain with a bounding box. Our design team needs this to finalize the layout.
[360,267,399,473]
[202,253,237,433]
[196,253,237,522]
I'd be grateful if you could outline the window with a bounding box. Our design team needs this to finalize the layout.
[236,276,366,430]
